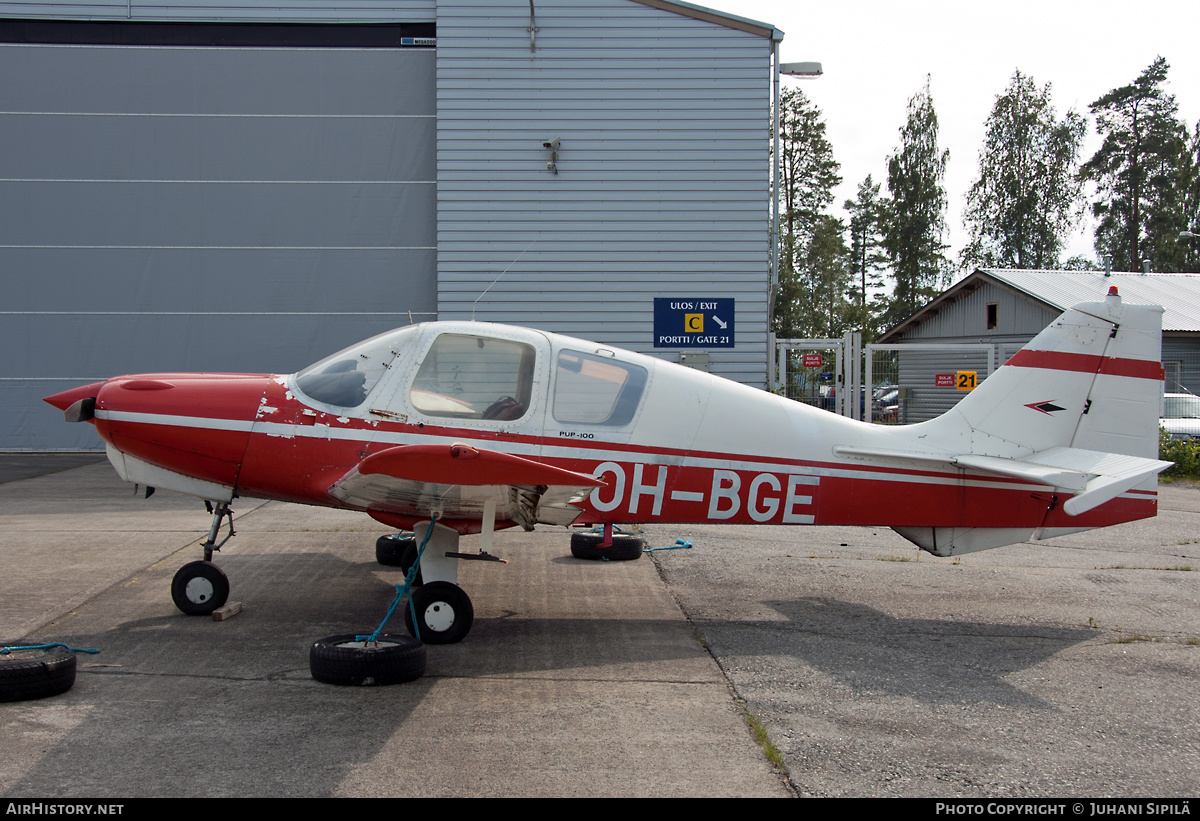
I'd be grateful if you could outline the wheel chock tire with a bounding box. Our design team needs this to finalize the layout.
[309,634,427,686]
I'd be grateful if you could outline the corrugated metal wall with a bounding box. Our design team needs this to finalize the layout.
[435,0,772,385]
[0,1,436,21]
[898,280,1058,341]
[2,3,438,450]
[4,0,778,450]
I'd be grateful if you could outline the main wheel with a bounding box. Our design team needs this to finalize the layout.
[570,531,645,561]
[171,560,230,615]
[375,534,414,567]
[0,643,77,702]
[375,536,423,584]
[309,634,426,686]
[403,581,474,645]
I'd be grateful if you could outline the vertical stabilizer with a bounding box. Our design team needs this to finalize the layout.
[929,289,1164,460]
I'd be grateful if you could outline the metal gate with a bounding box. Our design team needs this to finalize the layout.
[773,331,864,420]
[865,343,1000,424]
[776,335,1003,424]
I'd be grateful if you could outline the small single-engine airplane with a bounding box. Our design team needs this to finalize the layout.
[45,287,1170,647]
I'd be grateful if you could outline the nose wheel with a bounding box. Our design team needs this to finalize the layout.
[171,560,230,615]
[171,501,234,615]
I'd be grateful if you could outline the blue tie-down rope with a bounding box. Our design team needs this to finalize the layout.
[357,514,439,644]
[1,643,100,655]
[644,539,693,553]
[579,525,692,553]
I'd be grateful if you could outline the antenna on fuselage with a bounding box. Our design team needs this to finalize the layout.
[471,237,538,321]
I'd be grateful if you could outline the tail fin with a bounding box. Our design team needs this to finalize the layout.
[938,288,1165,462]
[842,288,1170,555]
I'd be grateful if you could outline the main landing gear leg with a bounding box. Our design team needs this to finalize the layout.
[171,501,233,616]
[403,521,474,645]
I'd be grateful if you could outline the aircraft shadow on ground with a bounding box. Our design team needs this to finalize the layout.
[694,596,1093,711]
[2,548,707,797]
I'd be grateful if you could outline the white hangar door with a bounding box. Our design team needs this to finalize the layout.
[0,22,436,450]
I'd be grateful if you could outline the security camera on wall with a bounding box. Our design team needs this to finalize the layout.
[542,138,560,150]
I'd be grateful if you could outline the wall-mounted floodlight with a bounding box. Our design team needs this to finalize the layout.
[780,61,823,78]
[543,137,560,174]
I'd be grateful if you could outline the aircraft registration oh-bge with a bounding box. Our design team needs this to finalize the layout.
[45,288,1170,647]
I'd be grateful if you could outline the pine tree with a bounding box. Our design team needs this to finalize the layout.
[1178,124,1200,272]
[1081,57,1187,272]
[844,175,888,308]
[774,87,842,338]
[962,71,1085,270]
[881,77,950,329]
[795,215,852,339]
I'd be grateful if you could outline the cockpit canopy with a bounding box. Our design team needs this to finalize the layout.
[293,322,650,428]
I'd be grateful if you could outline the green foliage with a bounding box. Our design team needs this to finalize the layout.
[743,711,786,771]
[792,215,853,339]
[844,175,890,341]
[1159,428,1200,478]
[880,77,951,330]
[1081,57,1190,272]
[1060,254,1099,271]
[774,88,848,339]
[962,71,1086,270]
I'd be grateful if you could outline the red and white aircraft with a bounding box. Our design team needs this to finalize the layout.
[45,288,1170,644]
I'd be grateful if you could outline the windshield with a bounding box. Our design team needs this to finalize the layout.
[1164,394,1200,419]
[295,326,421,409]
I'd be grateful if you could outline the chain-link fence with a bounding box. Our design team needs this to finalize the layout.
[865,344,999,424]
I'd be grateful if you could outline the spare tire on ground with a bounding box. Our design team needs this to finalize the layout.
[0,643,77,702]
[569,531,645,561]
[309,634,426,686]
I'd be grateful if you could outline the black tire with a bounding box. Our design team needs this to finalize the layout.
[403,581,474,645]
[375,534,412,566]
[0,643,77,703]
[570,531,645,561]
[400,542,425,586]
[376,536,424,584]
[309,634,426,686]
[171,560,230,615]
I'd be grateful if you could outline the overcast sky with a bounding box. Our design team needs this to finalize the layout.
[704,0,1200,274]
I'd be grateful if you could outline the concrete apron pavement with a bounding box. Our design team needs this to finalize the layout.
[0,460,789,798]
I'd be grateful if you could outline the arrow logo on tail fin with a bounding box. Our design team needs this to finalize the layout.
[1025,400,1066,415]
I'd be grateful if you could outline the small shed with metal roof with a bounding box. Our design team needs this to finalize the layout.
[873,268,1200,422]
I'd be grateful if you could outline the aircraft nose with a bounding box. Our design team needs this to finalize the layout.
[44,381,107,421]
[80,373,271,490]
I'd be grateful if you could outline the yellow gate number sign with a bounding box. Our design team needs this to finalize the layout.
[956,370,977,391]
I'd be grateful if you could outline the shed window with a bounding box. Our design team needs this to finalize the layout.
[986,303,998,331]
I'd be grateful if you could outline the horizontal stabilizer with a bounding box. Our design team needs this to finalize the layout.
[834,444,1170,516]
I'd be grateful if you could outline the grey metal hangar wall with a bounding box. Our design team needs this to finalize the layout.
[5,0,777,451]
[1,18,438,451]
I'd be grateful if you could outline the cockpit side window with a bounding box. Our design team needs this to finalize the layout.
[553,350,647,426]
[410,334,536,420]
[295,326,419,409]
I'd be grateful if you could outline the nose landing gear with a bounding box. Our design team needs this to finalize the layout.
[171,501,234,616]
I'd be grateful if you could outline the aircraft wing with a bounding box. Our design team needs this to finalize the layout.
[327,442,603,527]
[833,445,1170,516]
